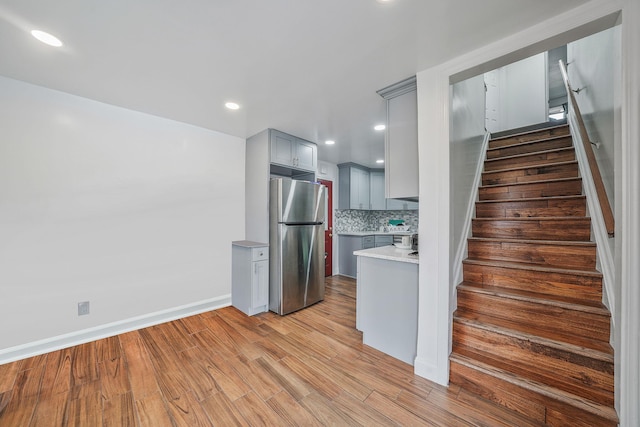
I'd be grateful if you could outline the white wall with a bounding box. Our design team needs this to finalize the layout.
[317,160,339,275]
[449,75,487,287]
[567,26,620,229]
[488,53,549,132]
[0,76,245,358]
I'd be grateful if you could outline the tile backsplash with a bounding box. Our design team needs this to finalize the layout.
[335,209,419,233]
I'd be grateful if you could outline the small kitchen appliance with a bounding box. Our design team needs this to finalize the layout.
[393,234,412,249]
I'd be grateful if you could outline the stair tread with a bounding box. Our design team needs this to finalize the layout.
[462,258,602,277]
[468,237,596,247]
[482,160,578,176]
[487,134,573,153]
[485,146,574,163]
[490,124,570,142]
[457,281,609,314]
[453,315,614,363]
[476,195,586,205]
[480,176,581,190]
[450,352,619,423]
[473,216,589,222]
[454,306,614,354]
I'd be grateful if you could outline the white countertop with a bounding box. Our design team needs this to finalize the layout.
[353,245,419,264]
[338,231,413,236]
[232,240,268,248]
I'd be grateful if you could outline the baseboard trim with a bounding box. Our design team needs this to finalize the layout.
[414,356,449,386]
[0,295,231,365]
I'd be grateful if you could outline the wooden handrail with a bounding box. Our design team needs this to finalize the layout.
[558,60,615,237]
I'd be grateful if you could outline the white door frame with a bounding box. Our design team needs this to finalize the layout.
[413,1,638,426]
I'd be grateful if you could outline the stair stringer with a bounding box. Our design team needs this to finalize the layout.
[451,131,491,314]
[567,107,616,332]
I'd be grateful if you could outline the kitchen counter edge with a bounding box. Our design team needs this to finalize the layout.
[353,246,419,264]
[337,231,413,236]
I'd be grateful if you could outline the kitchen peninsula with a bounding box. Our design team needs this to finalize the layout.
[354,246,418,365]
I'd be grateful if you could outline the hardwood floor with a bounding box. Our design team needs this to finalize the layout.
[0,275,540,426]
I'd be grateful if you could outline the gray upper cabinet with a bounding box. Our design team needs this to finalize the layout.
[270,129,317,173]
[245,128,318,244]
[339,164,418,211]
[386,198,419,211]
[338,163,370,210]
[377,77,419,201]
[351,167,370,210]
[369,170,386,210]
[293,139,317,171]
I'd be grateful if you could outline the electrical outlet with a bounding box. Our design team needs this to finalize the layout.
[78,301,90,316]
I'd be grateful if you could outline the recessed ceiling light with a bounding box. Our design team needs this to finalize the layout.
[31,30,63,47]
[374,124,386,131]
[376,159,384,164]
[225,102,240,110]
[325,140,335,145]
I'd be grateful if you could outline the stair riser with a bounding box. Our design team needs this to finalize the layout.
[489,126,571,149]
[462,263,603,302]
[487,136,573,159]
[482,162,579,186]
[479,179,582,201]
[467,240,596,269]
[472,219,591,241]
[476,197,586,218]
[456,291,610,343]
[452,322,614,404]
[485,149,576,172]
[449,360,617,426]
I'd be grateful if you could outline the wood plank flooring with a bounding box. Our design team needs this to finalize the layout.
[0,275,540,427]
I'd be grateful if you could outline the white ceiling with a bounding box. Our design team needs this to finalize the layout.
[0,0,589,168]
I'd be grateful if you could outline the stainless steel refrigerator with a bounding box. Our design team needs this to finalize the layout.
[269,178,325,315]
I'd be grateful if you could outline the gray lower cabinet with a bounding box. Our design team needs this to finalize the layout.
[339,235,374,278]
[232,241,269,316]
[374,235,393,247]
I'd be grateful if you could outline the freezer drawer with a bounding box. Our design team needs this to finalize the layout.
[270,223,325,315]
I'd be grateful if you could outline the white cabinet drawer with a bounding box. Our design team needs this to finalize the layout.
[252,247,268,261]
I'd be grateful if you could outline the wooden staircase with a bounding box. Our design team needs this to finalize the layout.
[449,123,619,426]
